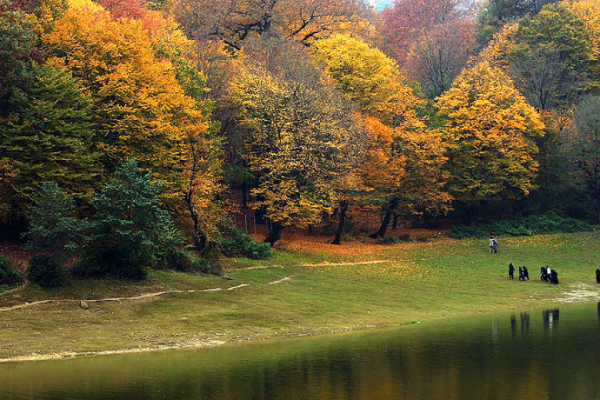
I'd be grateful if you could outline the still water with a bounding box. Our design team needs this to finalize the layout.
[1,302,599,400]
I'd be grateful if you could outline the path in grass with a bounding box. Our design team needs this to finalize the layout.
[0,277,296,313]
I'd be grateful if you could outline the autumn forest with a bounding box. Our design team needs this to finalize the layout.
[1,0,600,282]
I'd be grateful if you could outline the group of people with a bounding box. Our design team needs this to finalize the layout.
[540,265,559,284]
[495,236,600,285]
[508,263,559,284]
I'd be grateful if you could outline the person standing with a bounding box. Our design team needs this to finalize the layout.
[519,267,524,281]
[509,263,515,279]
[596,267,600,284]
[550,270,559,284]
[523,266,529,281]
[489,236,495,253]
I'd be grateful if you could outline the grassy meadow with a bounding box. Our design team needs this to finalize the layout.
[1,231,600,362]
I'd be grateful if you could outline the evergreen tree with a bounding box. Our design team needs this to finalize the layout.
[80,159,180,279]
[23,182,89,258]
[1,64,99,209]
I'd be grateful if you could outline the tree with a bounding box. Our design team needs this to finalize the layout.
[358,115,451,238]
[314,34,451,237]
[80,159,180,279]
[436,61,545,225]
[42,0,206,181]
[1,64,99,206]
[23,182,89,258]
[476,0,559,46]
[167,0,374,49]
[508,4,593,111]
[405,21,475,98]
[565,0,600,93]
[564,96,600,223]
[0,0,37,117]
[41,0,222,248]
[381,0,476,67]
[231,40,363,246]
[313,33,422,124]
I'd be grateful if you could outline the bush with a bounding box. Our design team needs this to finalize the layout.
[164,247,221,275]
[0,255,22,288]
[222,228,273,260]
[74,247,148,280]
[27,255,64,288]
[450,211,596,239]
[378,234,413,245]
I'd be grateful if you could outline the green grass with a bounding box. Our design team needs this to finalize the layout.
[1,232,600,361]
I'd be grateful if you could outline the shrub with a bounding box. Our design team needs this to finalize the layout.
[378,234,414,245]
[450,211,596,239]
[27,255,64,288]
[0,255,21,288]
[222,228,273,260]
[164,247,222,275]
[74,247,148,280]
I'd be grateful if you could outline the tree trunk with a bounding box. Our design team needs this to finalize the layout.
[241,183,248,209]
[264,221,283,247]
[597,193,600,225]
[370,198,399,239]
[392,212,398,230]
[469,203,479,227]
[332,200,349,245]
[184,189,203,250]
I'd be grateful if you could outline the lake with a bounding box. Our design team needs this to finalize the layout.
[1,302,599,399]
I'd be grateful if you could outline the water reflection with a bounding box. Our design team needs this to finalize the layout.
[543,309,560,331]
[520,312,530,336]
[511,314,517,339]
[1,304,599,400]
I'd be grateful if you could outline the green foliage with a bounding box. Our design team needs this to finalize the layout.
[1,62,99,222]
[222,227,273,260]
[377,233,431,245]
[0,255,21,288]
[0,0,37,115]
[23,182,89,257]
[80,159,181,280]
[450,212,595,238]
[164,247,221,274]
[27,255,64,288]
[476,0,559,46]
[222,164,254,188]
[509,4,593,110]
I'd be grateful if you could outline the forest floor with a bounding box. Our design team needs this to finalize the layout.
[1,230,600,363]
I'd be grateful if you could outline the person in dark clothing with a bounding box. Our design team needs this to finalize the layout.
[509,263,515,279]
[522,266,529,281]
[541,267,548,282]
[550,270,559,284]
[596,267,600,284]
[519,267,524,281]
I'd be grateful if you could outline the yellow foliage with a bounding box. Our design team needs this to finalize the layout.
[230,50,362,228]
[564,0,600,87]
[41,0,219,221]
[477,23,519,70]
[313,33,425,125]
[436,61,545,202]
